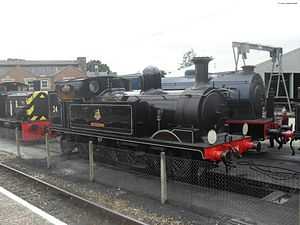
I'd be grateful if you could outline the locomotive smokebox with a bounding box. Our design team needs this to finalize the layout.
[192,57,212,88]
[174,56,227,132]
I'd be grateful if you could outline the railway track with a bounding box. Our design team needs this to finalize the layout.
[0,162,148,225]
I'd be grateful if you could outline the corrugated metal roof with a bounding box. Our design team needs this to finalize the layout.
[255,48,300,74]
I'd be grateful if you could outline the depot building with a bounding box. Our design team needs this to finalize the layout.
[255,48,300,100]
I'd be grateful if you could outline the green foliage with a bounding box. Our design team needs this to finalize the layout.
[160,70,166,77]
[87,60,111,73]
[178,49,197,70]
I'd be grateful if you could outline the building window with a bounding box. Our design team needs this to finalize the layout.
[41,80,48,89]
[27,80,34,90]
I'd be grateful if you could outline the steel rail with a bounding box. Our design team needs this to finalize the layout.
[0,162,148,225]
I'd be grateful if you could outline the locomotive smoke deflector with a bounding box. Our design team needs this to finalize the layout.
[192,57,212,89]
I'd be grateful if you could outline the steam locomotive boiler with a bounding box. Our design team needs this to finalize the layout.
[49,57,260,170]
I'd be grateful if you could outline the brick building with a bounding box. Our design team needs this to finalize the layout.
[0,57,87,90]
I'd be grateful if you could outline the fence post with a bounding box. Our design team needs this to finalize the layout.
[89,141,95,182]
[160,151,167,204]
[15,127,21,158]
[45,132,51,169]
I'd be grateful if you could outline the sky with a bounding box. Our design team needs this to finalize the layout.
[0,0,299,74]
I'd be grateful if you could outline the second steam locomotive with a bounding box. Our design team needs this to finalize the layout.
[162,62,295,152]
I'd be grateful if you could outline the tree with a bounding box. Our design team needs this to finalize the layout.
[178,49,197,70]
[160,70,166,77]
[87,60,111,73]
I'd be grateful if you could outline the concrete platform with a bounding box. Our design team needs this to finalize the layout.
[0,187,66,225]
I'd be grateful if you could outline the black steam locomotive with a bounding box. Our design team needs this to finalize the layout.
[49,57,259,169]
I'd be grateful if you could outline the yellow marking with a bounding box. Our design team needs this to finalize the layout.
[40,116,47,121]
[30,115,38,121]
[26,105,34,116]
[26,94,34,105]
[26,92,38,104]
[25,91,49,121]
[26,91,48,104]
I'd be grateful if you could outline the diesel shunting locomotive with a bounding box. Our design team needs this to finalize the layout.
[49,57,260,169]
[0,82,50,142]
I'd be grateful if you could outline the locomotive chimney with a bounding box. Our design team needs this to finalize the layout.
[192,57,212,88]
